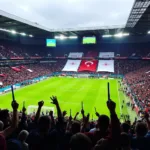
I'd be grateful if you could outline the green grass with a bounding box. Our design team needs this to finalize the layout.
[0,77,136,120]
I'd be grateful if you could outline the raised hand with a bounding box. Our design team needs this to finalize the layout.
[87,113,90,120]
[63,110,67,117]
[50,96,58,105]
[107,100,116,113]
[74,112,79,120]
[81,109,84,115]
[22,107,26,112]
[11,100,19,111]
[49,110,53,116]
[76,112,79,116]
[38,100,44,108]
[69,115,72,121]
[95,112,100,117]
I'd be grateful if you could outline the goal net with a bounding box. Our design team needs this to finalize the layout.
[76,74,90,78]
[27,105,55,115]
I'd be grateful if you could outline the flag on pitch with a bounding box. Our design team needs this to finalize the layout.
[62,60,81,71]
[78,60,98,72]
[97,60,114,72]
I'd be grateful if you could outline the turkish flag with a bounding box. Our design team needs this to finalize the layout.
[78,60,98,72]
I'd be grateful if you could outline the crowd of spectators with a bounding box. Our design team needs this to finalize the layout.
[0,42,150,149]
[125,65,150,109]
[0,44,47,59]
[0,42,150,59]
[1,97,150,150]
[115,60,150,75]
[0,60,66,87]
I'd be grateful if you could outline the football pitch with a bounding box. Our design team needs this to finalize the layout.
[0,77,133,120]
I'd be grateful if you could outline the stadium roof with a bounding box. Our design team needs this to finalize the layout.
[0,0,150,38]
[126,0,150,34]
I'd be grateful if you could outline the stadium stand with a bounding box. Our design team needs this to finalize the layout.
[1,1,150,149]
[125,65,150,110]
[0,60,66,87]
[1,97,150,150]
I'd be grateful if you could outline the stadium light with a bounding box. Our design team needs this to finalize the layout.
[11,30,17,34]
[122,33,130,36]
[54,36,60,39]
[148,31,150,34]
[60,35,67,40]
[114,32,129,38]
[68,36,78,39]
[102,35,113,38]
[29,34,33,37]
[0,28,10,32]
[114,33,123,38]
[20,32,26,36]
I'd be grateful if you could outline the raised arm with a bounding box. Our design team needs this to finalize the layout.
[34,101,44,123]
[107,100,120,147]
[50,96,63,123]
[2,100,19,137]
[80,113,90,133]
[74,112,79,120]
[49,110,55,128]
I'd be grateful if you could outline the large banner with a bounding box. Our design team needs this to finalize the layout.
[68,52,83,58]
[97,60,114,72]
[78,60,98,72]
[99,52,114,58]
[11,67,21,72]
[62,60,81,72]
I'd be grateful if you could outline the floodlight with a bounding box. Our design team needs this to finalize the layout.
[114,33,123,38]
[60,35,67,40]
[20,32,26,36]
[68,36,78,39]
[123,33,130,36]
[11,30,17,34]
[148,31,150,34]
[102,35,112,38]
[29,34,33,37]
[54,36,60,39]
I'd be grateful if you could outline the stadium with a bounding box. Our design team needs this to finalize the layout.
[0,0,150,150]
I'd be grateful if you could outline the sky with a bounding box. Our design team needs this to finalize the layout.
[0,0,134,30]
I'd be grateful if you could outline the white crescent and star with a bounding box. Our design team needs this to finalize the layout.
[85,61,94,67]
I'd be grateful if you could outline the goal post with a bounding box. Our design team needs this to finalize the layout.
[27,105,55,115]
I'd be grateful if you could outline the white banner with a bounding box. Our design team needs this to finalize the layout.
[99,52,114,58]
[62,60,81,72]
[97,60,114,72]
[68,52,83,58]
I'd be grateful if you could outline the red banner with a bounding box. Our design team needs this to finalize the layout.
[78,60,98,72]
[0,74,6,77]
[11,67,21,72]
[20,65,26,69]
